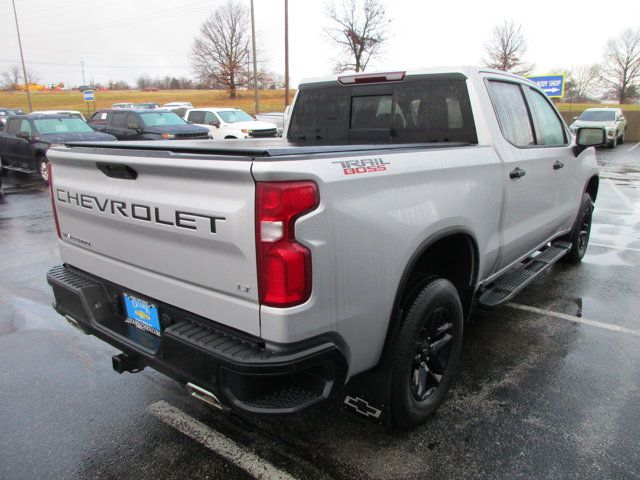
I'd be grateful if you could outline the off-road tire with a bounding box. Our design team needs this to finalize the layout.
[564,193,594,263]
[389,277,464,429]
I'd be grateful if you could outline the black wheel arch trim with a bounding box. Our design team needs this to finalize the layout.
[378,226,479,368]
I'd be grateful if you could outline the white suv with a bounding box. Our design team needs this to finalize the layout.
[184,107,278,140]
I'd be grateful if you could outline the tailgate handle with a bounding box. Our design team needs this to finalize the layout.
[96,162,137,180]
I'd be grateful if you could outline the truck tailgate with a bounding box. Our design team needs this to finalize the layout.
[48,147,260,336]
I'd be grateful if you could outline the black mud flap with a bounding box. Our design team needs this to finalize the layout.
[339,361,395,426]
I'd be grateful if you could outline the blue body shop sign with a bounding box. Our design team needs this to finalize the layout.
[527,75,565,98]
[83,90,95,102]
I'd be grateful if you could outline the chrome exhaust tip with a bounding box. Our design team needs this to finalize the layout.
[186,383,225,410]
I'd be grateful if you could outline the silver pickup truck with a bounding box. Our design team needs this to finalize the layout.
[46,67,604,429]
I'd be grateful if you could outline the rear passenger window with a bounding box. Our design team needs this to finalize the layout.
[111,112,128,128]
[188,111,206,124]
[524,88,567,146]
[487,81,534,147]
[6,119,20,135]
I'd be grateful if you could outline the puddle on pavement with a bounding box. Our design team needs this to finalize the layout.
[570,296,610,320]
[582,245,635,267]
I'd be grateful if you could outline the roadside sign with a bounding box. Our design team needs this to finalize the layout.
[83,90,95,102]
[526,75,565,98]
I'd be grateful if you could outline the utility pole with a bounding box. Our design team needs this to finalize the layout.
[11,0,32,112]
[284,0,289,106]
[250,0,259,115]
[81,59,86,86]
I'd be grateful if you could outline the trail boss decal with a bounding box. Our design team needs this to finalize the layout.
[332,157,390,175]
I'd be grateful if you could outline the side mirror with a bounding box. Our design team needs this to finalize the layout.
[16,131,30,140]
[574,127,606,156]
[209,120,220,128]
[572,116,578,121]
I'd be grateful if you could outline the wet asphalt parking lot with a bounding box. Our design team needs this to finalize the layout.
[1,143,640,480]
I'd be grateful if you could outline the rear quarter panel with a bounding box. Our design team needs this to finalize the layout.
[252,145,503,376]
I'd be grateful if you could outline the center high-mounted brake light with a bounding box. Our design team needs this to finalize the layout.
[256,181,319,307]
[48,162,62,239]
[338,71,406,85]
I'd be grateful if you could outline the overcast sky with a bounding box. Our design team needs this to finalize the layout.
[1,0,638,88]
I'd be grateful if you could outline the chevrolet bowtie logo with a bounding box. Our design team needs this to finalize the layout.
[343,395,382,419]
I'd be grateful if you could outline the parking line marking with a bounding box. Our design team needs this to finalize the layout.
[627,141,640,152]
[506,303,640,337]
[605,179,637,212]
[148,400,297,480]
[590,242,640,253]
[596,208,634,215]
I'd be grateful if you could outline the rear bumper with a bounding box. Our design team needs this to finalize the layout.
[46,264,347,414]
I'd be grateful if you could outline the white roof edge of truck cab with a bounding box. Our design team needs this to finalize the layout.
[298,66,531,86]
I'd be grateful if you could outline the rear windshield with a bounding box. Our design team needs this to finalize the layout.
[139,112,186,126]
[579,110,615,121]
[287,76,477,144]
[34,118,93,134]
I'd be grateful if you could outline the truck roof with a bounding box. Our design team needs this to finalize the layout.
[299,65,531,87]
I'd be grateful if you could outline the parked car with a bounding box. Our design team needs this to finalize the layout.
[45,67,603,429]
[88,108,210,141]
[112,103,136,109]
[135,103,159,109]
[255,112,285,136]
[32,110,86,121]
[569,108,626,148]
[0,114,115,183]
[185,107,278,139]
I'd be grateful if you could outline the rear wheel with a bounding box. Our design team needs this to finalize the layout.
[608,134,617,149]
[619,130,625,144]
[389,277,464,429]
[38,155,49,185]
[564,193,594,263]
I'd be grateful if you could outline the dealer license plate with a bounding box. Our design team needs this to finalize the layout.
[123,293,161,337]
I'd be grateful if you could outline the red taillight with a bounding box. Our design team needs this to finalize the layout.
[48,162,61,239]
[256,181,319,307]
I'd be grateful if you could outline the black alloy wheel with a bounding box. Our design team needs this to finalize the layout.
[411,308,454,401]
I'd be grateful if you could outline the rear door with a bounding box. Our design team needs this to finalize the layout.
[49,147,261,335]
[1,118,22,165]
[106,112,129,139]
[485,79,556,269]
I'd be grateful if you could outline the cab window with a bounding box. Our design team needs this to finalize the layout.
[523,87,567,146]
[486,80,534,147]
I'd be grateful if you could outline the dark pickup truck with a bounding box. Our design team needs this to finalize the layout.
[88,109,210,141]
[0,114,116,184]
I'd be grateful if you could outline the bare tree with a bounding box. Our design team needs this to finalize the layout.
[191,0,250,98]
[564,64,600,102]
[325,0,390,73]
[599,28,640,104]
[483,21,534,75]
[1,64,39,90]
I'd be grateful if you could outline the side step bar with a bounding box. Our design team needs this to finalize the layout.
[478,241,571,308]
